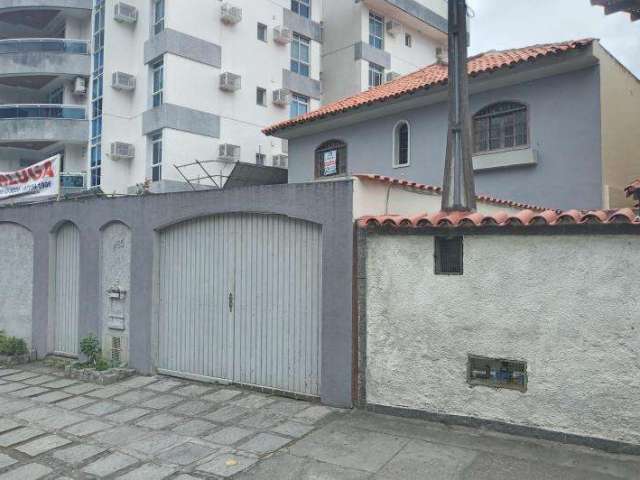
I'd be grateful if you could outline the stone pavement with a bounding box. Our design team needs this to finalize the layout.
[0,364,639,479]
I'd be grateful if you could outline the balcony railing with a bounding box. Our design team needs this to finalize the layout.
[0,39,89,55]
[0,104,86,120]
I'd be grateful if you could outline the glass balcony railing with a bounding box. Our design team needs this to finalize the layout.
[0,38,89,55]
[0,104,87,120]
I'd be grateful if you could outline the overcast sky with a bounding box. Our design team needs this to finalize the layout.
[466,0,640,78]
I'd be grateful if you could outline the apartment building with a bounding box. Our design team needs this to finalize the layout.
[0,0,447,194]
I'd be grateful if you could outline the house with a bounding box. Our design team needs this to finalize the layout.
[265,39,640,210]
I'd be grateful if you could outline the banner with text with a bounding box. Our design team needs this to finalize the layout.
[0,155,60,200]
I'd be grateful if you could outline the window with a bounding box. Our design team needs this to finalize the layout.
[405,33,412,47]
[468,355,527,392]
[90,0,105,187]
[434,237,463,275]
[290,93,309,118]
[152,58,164,107]
[368,62,384,88]
[291,0,310,19]
[473,102,528,154]
[291,33,310,77]
[151,131,162,181]
[49,87,63,104]
[256,87,267,106]
[256,153,266,165]
[315,140,347,178]
[257,23,267,42]
[152,0,165,35]
[394,121,410,167]
[369,12,384,50]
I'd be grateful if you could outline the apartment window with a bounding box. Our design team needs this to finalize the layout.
[468,355,527,392]
[257,23,267,42]
[151,131,162,181]
[90,0,105,187]
[315,140,347,178]
[291,0,310,19]
[369,12,384,50]
[290,93,309,118]
[405,33,412,47]
[393,121,410,167]
[49,87,64,104]
[291,33,310,77]
[256,153,266,165]
[256,87,267,106]
[153,0,165,35]
[435,237,463,275]
[473,102,528,154]
[368,62,384,88]
[152,58,164,107]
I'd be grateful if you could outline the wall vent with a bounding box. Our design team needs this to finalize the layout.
[110,142,135,160]
[114,2,138,23]
[272,88,291,107]
[272,154,289,169]
[434,237,463,275]
[218,143,240,162]
[221,3,242,25]
[273,26,293,45]
[219,72,242,92]
[105,335,128,366]
[112,71,136,91]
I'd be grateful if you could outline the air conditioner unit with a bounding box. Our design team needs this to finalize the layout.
[114,2,138,23]
[73,77,86,95]
[219,72,241,92]
[104,334,128,366]
[386,20,402,37]
[221,2,242,25]
[218,143,240,162]
[281,139,288,154]
[112,71,136,91]
[110,142,135,160]
[272,88,291,107]
[272,154,289,169]
[273,26,293,45]
[385,71,401,82]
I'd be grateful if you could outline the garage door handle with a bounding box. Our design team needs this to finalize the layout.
[228,292,234,312]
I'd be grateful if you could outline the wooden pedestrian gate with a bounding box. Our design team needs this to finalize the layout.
[157,213,323,397]
[53,223,80,355]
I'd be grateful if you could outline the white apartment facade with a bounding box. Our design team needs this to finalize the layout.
[0,0,446,194]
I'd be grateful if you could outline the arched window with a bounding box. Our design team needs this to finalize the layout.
[473,102,528,154]
[315,140,347,178]
[393,121,410,167]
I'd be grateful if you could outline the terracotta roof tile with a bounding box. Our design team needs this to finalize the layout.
[353,173,549,212]
[264,39,595,136]
[358,208,640,229]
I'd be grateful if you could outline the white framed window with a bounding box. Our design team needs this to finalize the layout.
[256,153,266,165]
[257,23,267,42]
[152,0,165,35]
[291,0,310,19]
[405,33,412,48]
[256,87,267,106]
[393,121,410,167]
[473,102,529,154]
[291,33,310,77]
[290,93,309,118]
[151,131,162,181]
[369,12,384,50]
[368,62,384,88]
[151,57,164,107]
[90,0,105,187]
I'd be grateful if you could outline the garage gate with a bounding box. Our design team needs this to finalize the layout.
[157,213,323,397]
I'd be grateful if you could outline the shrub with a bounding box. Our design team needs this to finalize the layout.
[80,334,101,366]
[0,330,28,356]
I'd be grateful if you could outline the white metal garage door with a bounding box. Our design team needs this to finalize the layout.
[53,223,80,355]
[158,213,322,397]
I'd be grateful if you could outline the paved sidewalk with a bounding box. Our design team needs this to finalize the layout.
[0,364,639,479]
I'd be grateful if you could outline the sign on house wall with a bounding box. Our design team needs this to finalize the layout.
[323,150,337,176]
[0,155,60,200]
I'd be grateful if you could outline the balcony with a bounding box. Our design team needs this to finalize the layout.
[0,0,92,12]
[0,38,90,78]
[0,104,88,145]
[362,0,448,38]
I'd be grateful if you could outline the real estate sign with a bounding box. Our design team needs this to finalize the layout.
[323,150,337,176]
[0,155,60,200]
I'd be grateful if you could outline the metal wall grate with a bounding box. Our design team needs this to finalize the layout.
[435,237,463,275]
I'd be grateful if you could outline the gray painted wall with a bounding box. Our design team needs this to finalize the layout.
[288,67,603,210]
[0,182,355,407]
[0,51,90,77]
[142,103,220,138]
[0,118,89,144]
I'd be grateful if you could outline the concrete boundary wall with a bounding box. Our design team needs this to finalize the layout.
[357,225,640,451]
[0,181,354,407]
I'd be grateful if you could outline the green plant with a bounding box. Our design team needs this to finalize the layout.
[95,358,110,371]
[80,334,101,366]
[0,330,28,356]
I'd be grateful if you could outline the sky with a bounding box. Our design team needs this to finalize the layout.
[466,0,640,78]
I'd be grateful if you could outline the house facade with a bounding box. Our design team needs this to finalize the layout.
[266,39,640,210]
[0,0,447,195]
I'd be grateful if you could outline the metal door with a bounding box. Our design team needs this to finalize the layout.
[157,213,322,396]
[53,222,80,355]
